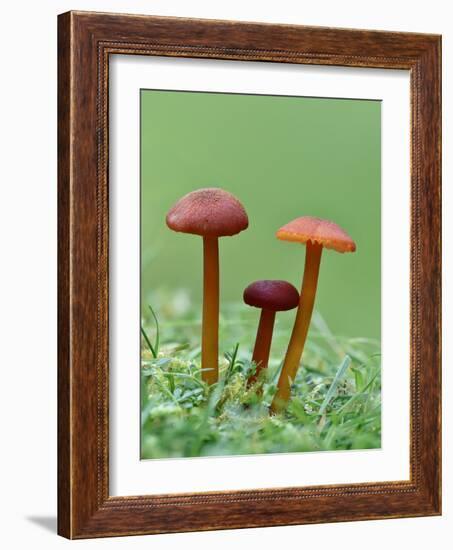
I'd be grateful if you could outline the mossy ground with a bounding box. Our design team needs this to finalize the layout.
[141,293,381,459]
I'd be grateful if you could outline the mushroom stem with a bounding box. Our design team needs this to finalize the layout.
[247,309,276,387]
[271,241,323,413]
[202,236,219,384]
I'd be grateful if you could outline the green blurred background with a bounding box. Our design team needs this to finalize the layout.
[141,90,381,341]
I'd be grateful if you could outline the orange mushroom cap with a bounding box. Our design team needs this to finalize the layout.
[276,216,356,253]
[166,188,248,237]
[244,280,300,312]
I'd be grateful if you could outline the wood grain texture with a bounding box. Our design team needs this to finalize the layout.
[57,10,442,539]
[57,11,72,537]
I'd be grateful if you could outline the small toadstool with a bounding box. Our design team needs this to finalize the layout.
[270,216,356,413]
[244,280,299,387]
[166,188,248,384]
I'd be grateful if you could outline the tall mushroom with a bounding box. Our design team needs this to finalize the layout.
[270,216,356,413]
[166,188,248,384]
[243,280,299,387]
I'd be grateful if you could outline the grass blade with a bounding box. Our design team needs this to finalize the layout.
[319,355,351,415]
[224,342,239,384]
[141,325,157,358]
[148,304,160,356]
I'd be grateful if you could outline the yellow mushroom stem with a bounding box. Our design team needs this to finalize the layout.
[271,241,323,413]
[202,236,219,384]
[247,309,276,387]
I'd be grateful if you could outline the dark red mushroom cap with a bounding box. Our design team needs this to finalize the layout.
[277,216,356,253]
[243,280,300,312]
[166,188,248,237]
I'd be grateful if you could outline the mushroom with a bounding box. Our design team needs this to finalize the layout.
[270,216,356,413]
[243,280,299,387]
[166,188,248,384]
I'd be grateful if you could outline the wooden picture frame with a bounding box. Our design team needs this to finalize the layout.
[58,10,441,539]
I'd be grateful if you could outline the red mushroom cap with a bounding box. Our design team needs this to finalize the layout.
[166,188,248,237]
[276,216,356,253]
[243,280,300,312]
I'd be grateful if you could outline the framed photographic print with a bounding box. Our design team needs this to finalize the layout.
[58,11,441,538]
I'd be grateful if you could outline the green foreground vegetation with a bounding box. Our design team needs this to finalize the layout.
[140,294,381,460]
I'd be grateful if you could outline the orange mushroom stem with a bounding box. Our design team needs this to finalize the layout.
[270,242,322,412]
[202,236,219,384]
